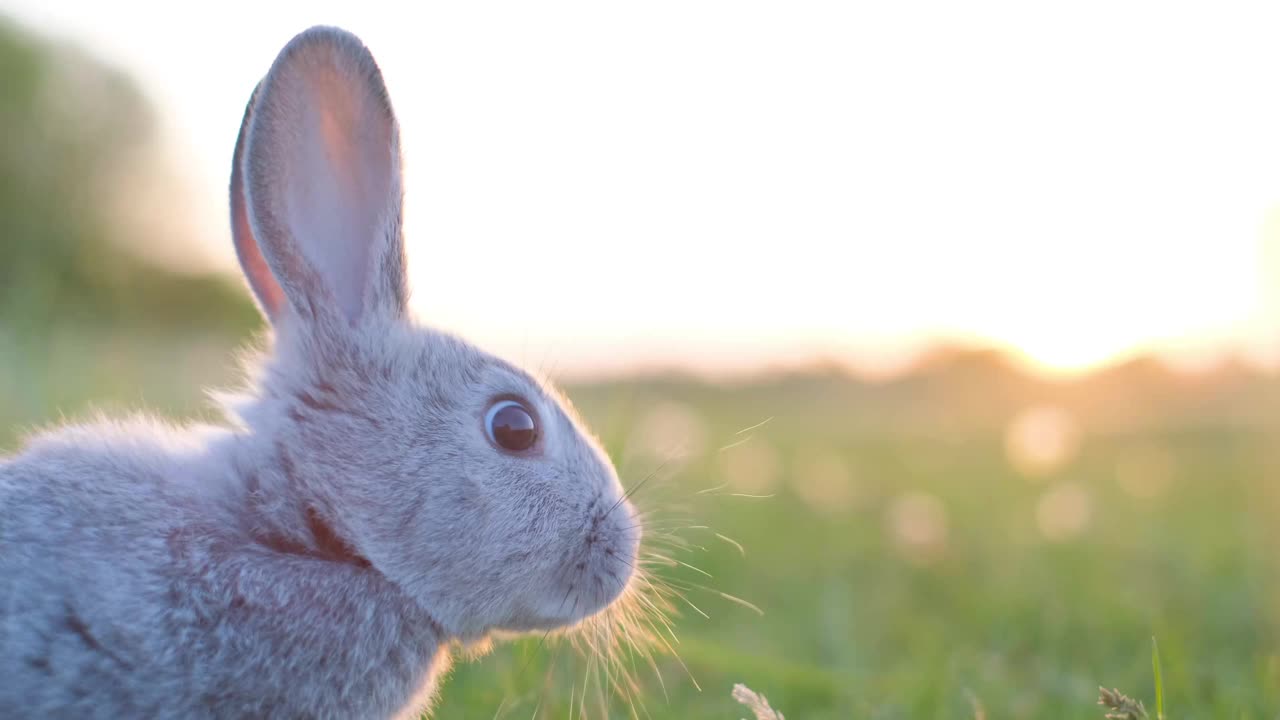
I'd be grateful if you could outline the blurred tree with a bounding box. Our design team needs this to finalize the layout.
[0,14,258,335]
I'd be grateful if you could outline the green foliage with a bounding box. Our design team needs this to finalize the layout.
[0,14,258,336]
[4,334,1278,719]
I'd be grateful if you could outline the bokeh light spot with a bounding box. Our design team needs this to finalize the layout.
[1035,481,1093,542]
[886,491,949,566]
[1005,404,1081,479]
[792,449,860,515]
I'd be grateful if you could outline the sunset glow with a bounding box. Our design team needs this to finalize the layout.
[9,1,1280,378]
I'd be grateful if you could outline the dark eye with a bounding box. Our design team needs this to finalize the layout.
[485,399,539,452]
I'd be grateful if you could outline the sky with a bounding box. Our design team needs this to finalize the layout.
[7,1,1280,379]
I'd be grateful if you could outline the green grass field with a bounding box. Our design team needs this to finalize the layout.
[3,329,1278,719]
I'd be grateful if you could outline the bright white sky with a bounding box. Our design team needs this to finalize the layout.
[7,1,1280,379]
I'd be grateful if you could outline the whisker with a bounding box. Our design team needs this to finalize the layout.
[599,620,619,714]
[621,521,700,535]
[695,480,730,495]
[603,612,632,719]
[647,622,701,692]
[652,575,763,617]
[609,552,637,572]
[513,572,572,682]
[641,551,679,567]
[526,632,569,719]
[675,560,713,578]
[637,571,707,621]
[515,628,555,681]
[622,615,669,704]
[674,593,710,619]
[605,606,655,710]
[590,631,608,719]
[716,435,753,452]
[714,532,746,557]
[630,588,682,647]
[709,589,764,616]
[734,416,774,435]
[577,641,592,720]
[608,459,672,517]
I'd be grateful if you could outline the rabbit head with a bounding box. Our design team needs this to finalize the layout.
[227,26,640,642]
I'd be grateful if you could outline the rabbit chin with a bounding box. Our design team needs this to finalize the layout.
[499,565,636,635]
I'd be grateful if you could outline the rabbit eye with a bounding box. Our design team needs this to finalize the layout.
[485,399,539,453]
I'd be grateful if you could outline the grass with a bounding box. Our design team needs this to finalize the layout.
[3,328,1278,718]
[1152,637,1165,720]
[733,683,786,719]
[1098,638,1165,719]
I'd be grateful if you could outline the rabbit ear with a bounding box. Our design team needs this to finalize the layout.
[237,26,408,328]
[230,81,288,322]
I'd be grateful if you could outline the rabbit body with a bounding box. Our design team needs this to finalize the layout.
[0,419,445,719]
[0,25,639,720]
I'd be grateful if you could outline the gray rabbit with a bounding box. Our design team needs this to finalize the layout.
[0,25,640,719]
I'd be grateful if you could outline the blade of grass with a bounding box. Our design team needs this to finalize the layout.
[1151,636,1165,720]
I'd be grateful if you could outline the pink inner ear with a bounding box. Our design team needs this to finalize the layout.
[312,69,392,217]
[316,72,362,190]
[232,180,287,319]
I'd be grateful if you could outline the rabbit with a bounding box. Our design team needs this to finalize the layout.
[0,25,641,720]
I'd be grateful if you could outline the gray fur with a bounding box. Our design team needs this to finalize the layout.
[0,26,639,719]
